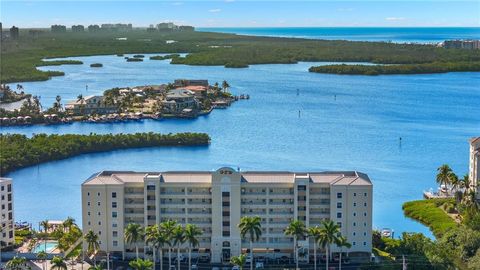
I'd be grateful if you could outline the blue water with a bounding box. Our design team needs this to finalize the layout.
[2,54,480,239]
[199,27,480,43]
[32,241,58,253]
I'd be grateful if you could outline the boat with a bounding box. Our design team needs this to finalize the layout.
[381,228,393,238]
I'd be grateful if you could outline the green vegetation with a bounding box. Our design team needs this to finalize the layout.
[37,60,83,67]
[0,132,210,175]
[1,30,479,83]
[132,54,145,58]
[89,63,103,67]
[309,61,480,75]
[149,53,180,60]
[403,199,458,237]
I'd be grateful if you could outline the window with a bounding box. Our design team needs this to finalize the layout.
[113,231,118,237]
[87,212,90,216]
[353,232,356,236]
[337,202,342,209]
[364,232,367,236]
[364,212,367,217]
[222,201,230,207]
[113,241,118,246]
[353,242,356,246]
[87,202,90,206]
[222,231,230,237]
[88,221,91,226]
[112,212,117,218]
[222,211,230,217]
[364,222,367,227]
[97,192,100,196]
[98,231,101,236]
[87,192,90,196]
[364,242,367,246]
[353,213,356,217]
[147,185,155,191]
[353,202,356,207]
[112,202,117,208]
[337,212,342,218]
[112,192,117,198]
[222,192,230,197]
[112,223,117,228]
[7,184,11,192]
[223,221,230,226]
[297,185,306,191]
[353,193,356,197]
[353,222,356,226]
[97,202,101,206]
[337,192,342,199]
[364,193,367,197]
[364,202,367,207]
[337,222,342,228]
[98,212,101,216]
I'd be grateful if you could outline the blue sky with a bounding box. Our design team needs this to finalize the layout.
[1,1,479,28]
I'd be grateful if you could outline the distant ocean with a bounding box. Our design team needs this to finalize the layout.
[198,27,480,44]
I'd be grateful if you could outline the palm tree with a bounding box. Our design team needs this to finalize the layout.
[461,174,472,190]
[50,256,67,270]
[77,94,83,101]
[55,95,62,112]
[436,164,453,191]
[449,171,459,193]
[84,230,100,265]
[307,226,322,270]
[5,256,27,270]
[285,220,306,270]
[172,225,185,270]
[318,220,341,270]
[160,220,177,268]
[37,251,48,270]
[125,223,144,259]
[62,217,75,232]
[336,236,351,270]
[238,216,262,270]
[40,220,50,233]
[230,254,246,270]
[129,259,154,270]
[145,224,160,270]
[184,224,202,270]
[222,80,230,93]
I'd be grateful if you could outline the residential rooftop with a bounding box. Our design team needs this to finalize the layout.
[83,169,372,186]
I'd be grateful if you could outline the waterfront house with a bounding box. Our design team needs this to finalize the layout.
[161,89,198,114]
[65,95,118,115]
[81,167,373,263]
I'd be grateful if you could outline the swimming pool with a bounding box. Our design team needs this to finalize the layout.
[32,241,58,253]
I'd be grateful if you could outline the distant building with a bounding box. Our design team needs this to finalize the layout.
[51,25,67,33]
[28,29,44,38]
[88,24,101,32]
[179,25,195,31]
[72,25,85,32]
[10,26,19,40]
[161,89,198,114]
[146,24,156,33]
[443,40,480,50]
[0,178,14,249]
[156,22,195,32]
[101,23,133,32]
[65,95,118,115]
[173,79,209,98]
[470,137,480,200]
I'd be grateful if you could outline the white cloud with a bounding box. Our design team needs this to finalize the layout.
[385,17,406,21]
[209,9,221,13]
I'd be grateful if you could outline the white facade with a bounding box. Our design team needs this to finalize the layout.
[81,168,372,263]
[0,178,14,248]
[470,137,480,200]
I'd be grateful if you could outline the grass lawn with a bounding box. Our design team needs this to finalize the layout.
[402,198,458,238]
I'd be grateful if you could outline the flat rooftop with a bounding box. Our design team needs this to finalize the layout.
[83,169,372,186]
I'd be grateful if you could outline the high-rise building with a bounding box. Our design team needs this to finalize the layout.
[51,25,67,33]
[72,25,85,32]
[82,167,372,263]
[9,26,19,40]
[0,178,14,248]
[469,137,480,200]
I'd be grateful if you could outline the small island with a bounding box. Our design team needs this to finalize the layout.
[0,132,210,175]
[149,54,180,60]
[0,79,249,126]
[90,63,103,67]
[126,57,143,62]
[133,54,145,58]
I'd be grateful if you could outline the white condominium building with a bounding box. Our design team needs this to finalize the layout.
[81,167,372,263]
[470,137,480,200]
[0,178,14,248]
